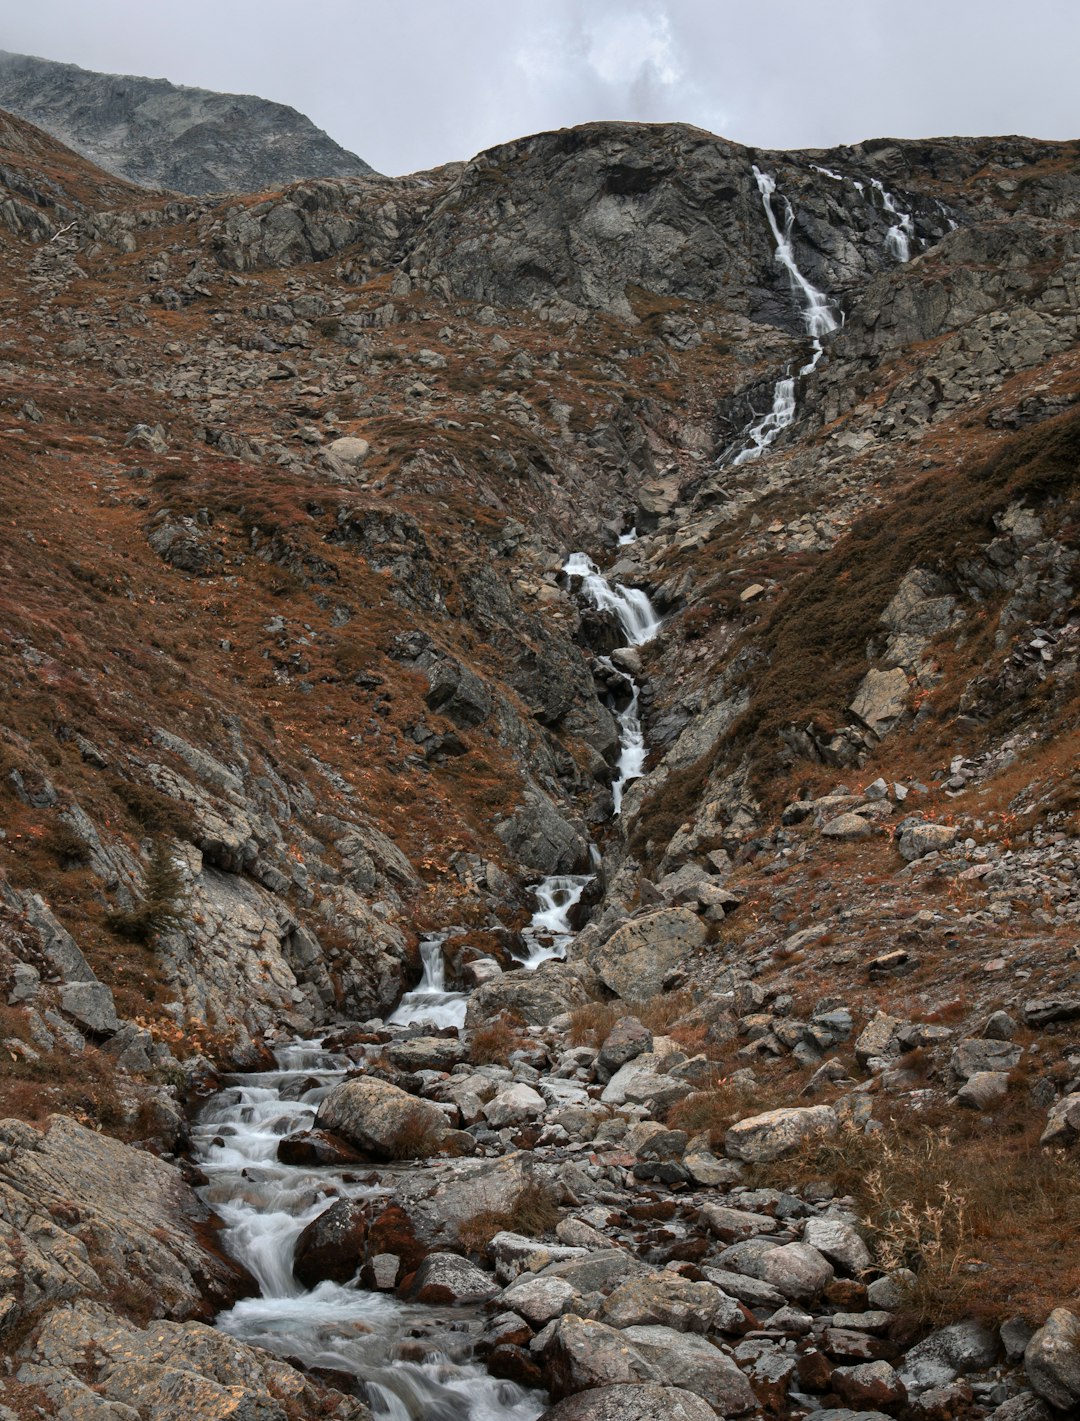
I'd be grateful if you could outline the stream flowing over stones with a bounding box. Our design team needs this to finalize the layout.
[192,554,664,1419]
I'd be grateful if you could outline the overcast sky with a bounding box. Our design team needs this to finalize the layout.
[3,0,1078,174]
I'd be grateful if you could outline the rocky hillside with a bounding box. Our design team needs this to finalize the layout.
[0,106,1077,1420]
[0,50,376,193]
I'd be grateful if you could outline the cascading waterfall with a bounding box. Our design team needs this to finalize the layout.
[195,1043,543,1421]
[722,168,841,467]
[387,933,468,1028]
[870,178,916,261]
[518,874,594,968]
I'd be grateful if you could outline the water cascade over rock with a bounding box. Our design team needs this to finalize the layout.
[388,934,468,1029]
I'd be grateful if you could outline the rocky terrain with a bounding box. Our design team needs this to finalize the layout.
[0,51,376,194]
[0,101,1077,1421]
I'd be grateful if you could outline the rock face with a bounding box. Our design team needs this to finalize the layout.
[0,49,376,192]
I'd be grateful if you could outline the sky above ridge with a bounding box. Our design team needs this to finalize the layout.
[3,0,1077,175]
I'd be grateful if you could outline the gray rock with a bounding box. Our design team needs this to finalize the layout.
[466,963,596,1029]
[315,1076,449,1159]
[724,1105,838,1163]
[621,1326,757,1413]
[586,909,707,1001]
[950,1037,1022,1081]
[988,1395,1055,1421]
[495,787,587,874]
[386,1036,465,1072]
[484,1083,547,1128]
[850,667,909,737]
[759,1241,835,1300]
[1040,1093,1080,1148]
[821,812,873,840]
[1022,997,1080,1029]
[543,1315,660,1397]
[537,1384,717,1421]
[58,980,120,1036]
[409,1253,498,1304]
[984,1010,1018,1040]
[595,1017,652,1083]
[599,1274,726,1334]
[1025,1308,1080,1411]
[898,1320,999,1393]
[954,1070,1010,1109]
[502,1273,579,1326]
[801,1217,873,1275]
[898,821,959,861]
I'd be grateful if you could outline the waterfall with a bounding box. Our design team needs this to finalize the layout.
[727,376,796,466]
[752,166,841,341]
[562,552,660,646]
[387,934,468,1029]
[518,874,594,968]
[870,178,916,261]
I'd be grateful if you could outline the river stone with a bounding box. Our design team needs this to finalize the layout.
[724,1105,838,1162]
[542,1315,660,1397]
[595,1017,652,1083]
[621,1326,757,1414]
[408,1252,499,1304]
[599,1273,725,1334]
[539,1249,655,1295]
[277,1128,366,1167]
[292,1198,368,1287]
[315,1076,449,1160]
[586,909,707,1000]
[538,1384,718,1421]
[1025,1308,1080,1411]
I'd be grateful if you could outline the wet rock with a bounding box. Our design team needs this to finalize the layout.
[277,1128,366,1167]
[621,1325,757,1413]
[293,1198,368,1287]
[408,1252,498,1304]
[1025,1308,1080,1411]
[586,909,707,1000]
[537,1383,717,1421]
[724,1104,838,1163]
[315,1076,449,1160]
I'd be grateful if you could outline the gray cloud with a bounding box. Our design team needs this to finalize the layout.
[3,0,1077,174]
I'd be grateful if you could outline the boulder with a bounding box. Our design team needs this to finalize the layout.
[1040,1093,1080,1148]
[702,1204,778,1243]
[850,667,909,737]
[543,1315,660,1397]
[724,1105,838,1163]
[1025,1308,1080,1411]
[599,1273,726,1333]
[802,1218,873,1275]
[821,812,873,841]
[621,1326,757,1413]
[586,909,707,1001]
[292,1198,368,1287]
[898,1320,999,1394]
[537,1384,717,1421]
[898,822,958,861]
[315,1076,449,1160]
[595,1017,653,1083]
[954,1070,1010,1109]
[277,1129,366,1168]
[949,1038,1022,1081]
[502,1273,579,1326]
[407,1252,498,1304]
[495,788,588,874]
[386,1036,466,1072]
[58,980,120,1036]
[832,1360,907,1409]
[484,1083,547,1128]
[759,1242,835,1300]
[466,963,595,1029]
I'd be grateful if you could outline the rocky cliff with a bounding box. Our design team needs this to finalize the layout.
[0,104,1077,1420]
[0,50,377,193]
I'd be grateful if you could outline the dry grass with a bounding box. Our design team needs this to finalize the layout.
[666,1076,794,1147]
[753,1112,1080,1326]
[457,1179,561,1254]
[383,1105,449,1161]
[567,990,700,1049]
[468,1016,525,1066]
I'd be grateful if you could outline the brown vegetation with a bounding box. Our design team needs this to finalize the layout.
[457,1179,561,1254]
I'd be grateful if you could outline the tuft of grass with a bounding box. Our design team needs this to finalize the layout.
[383,1105,447,1161]
[468,1016,524,1066]
[457,1179,561,1254]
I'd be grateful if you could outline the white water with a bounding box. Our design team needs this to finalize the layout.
[870,178,916,261]
[518,874,594,967]
[728,376,796,466]
[618,527,638,545]
[752,166,841,341]
[563,550,661,817]
[195,1042,543,1421]
[387,934,468,1029]
[562,552,660,647]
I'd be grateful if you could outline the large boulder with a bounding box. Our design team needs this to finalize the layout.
[1025,1309,1080,1412]
[315,1076,449,1160]
[543,1315,660,1398]
[621,1325,757,1414]
[292,1198,368,1287]
[724,1105,838,1163]
[898,1320,999,1394]
[407,1252,498,1304]
[537,1384,717,1421]
[586,909,707,1000]
[599,1273,726,1334]
[466,962,596,1029]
